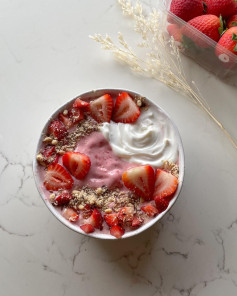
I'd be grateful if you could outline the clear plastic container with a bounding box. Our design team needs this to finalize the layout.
[163,0,237,79]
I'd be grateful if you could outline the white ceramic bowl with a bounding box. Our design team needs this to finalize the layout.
[33,89,185,239]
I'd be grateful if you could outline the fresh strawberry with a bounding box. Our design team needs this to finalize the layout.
[42,145,55,158]
[89,209,103,229]
[62,152,91,180]
[169,0,204,23]
[118,207,134,225]
[141,204,158,217]
[104,213,118,227]
[68,107,84,124]
[89,94,113,123]
[52,191,72,206]
[234,1,237,14]
[131,215,144,228]
[44,163,74,191]
[227,15,237,28]
[48,120,67,140]
[215,27,237,63]
[80,224,95,233]
[110,225,125,238]
[154,196,170,213]
[62,208,79,222]
[205,0,235,18]
[167,24,183,42]
[73,98,89,108]
[153,169,178,200]
[122,165,155,200]
[112,92,140,123]
[182,15,222,48]
[82,204,93,219]
[58,113,73,129]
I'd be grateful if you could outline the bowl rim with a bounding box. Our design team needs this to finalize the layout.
[32,88,185,240]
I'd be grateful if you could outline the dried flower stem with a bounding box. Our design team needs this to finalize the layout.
[90,0,237,150]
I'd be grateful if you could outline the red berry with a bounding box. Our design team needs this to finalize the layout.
[110,225,125,238]
[52,191,72,206]
[62,208,79,222]
[205,0,235,18]
[118,207,134,225]
[169,0,204,23]
[104,213,118,227]
[82,204,93,219]
[89,94,113,123]
[154,196,170,213]
[80,224,95,233]
[48,120,67,140]
[141,204,158,217]
[58,113,73,129]
[153,169,178,200]
[68,108,84,124]
[131,215,144,228]
[227,15,237,28]
[112,92,140,123]
[73,98,89,108]
[167,24,183,42]
[89,209,103,230]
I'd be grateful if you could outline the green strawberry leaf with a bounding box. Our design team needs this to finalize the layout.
[232,33,237,41]
[203,1,207,13]
[234,44,237,52]
[219,15,224,35]
[231,22,237,27]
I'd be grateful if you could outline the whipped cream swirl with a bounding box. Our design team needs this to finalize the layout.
[99,107,178,168]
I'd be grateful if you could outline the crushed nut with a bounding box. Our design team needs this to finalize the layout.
[43,136,52,143]
[104,208,112,214]
[51,139,58,145]
[36,154,44,162]
[49,193,56,202]
[63,109,68,115]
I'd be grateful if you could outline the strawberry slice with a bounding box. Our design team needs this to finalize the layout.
[48,120,67,140]
[89,94,113,123]
[62,152,91,180]
[122,165,155,200]
[68,108,84,124]
[131,215,144,228]
[62,208,79,222]
[118,207,134,225]
[42,145,55,158]
[112,92,141,123]
[58,113,73,129]
[110,225,125,238]
[153,169,178,199]
[80,224,95,233]
[141,204,158,217]
[104,213,118,227]
[73,98,89,108]
[89,209,103,230]
[82,204,93,219]
[52,191,72,206]
[44,163,74,191]
[154,196,169,213]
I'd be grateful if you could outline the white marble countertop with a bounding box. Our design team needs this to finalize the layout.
[1,1,237,295]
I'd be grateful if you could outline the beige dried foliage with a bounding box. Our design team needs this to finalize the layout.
[90,0,237,150]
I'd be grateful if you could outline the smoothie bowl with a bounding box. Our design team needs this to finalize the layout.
[33,89,184,239]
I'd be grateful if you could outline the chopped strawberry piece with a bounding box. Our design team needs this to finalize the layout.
[131,215,144,228]
[154,196,169,213]
[89,94,113,123]
[141,204,158,217]
[122,165,155,200]
[80,224,95,233]
[62,152,91,180]
[42,145,55,158]
[52,191,72,206]
[153,169,178,199]
[58,113,73,129]
[110,225,125,238]
[48,120,67,140]
[68,107,84,124]
[51,154,59,165]
[104,213,118,227]
[118,207,134,225]
[112,92,140,123]
[82,204,93,219]
[73,98,89,108]
[62,208,79,222]
[90,209,103,230]
[44,163,74,191]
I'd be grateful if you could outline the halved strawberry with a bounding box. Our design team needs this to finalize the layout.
[62,152,91,180]
[112,92,140,123]
[122,165,155,200]
[118,207,134,225]
[89,94,113,123]
[62,208,79,222]
[52,191,72,206]
[131,215,144,228]
[44,163,74,191]
[104,213,118,227]
[82,204,93,219]
[42,145,55,158]
[153,169,178,200]
[110,225,125,238]
[89,209,103,229]
[58,113,73,129]
[68,108,84,124]
[48,120,67,140]
[141,204,158,217]
[154,196,169,213]
[73,98,89,108]
[80,224,95,233]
